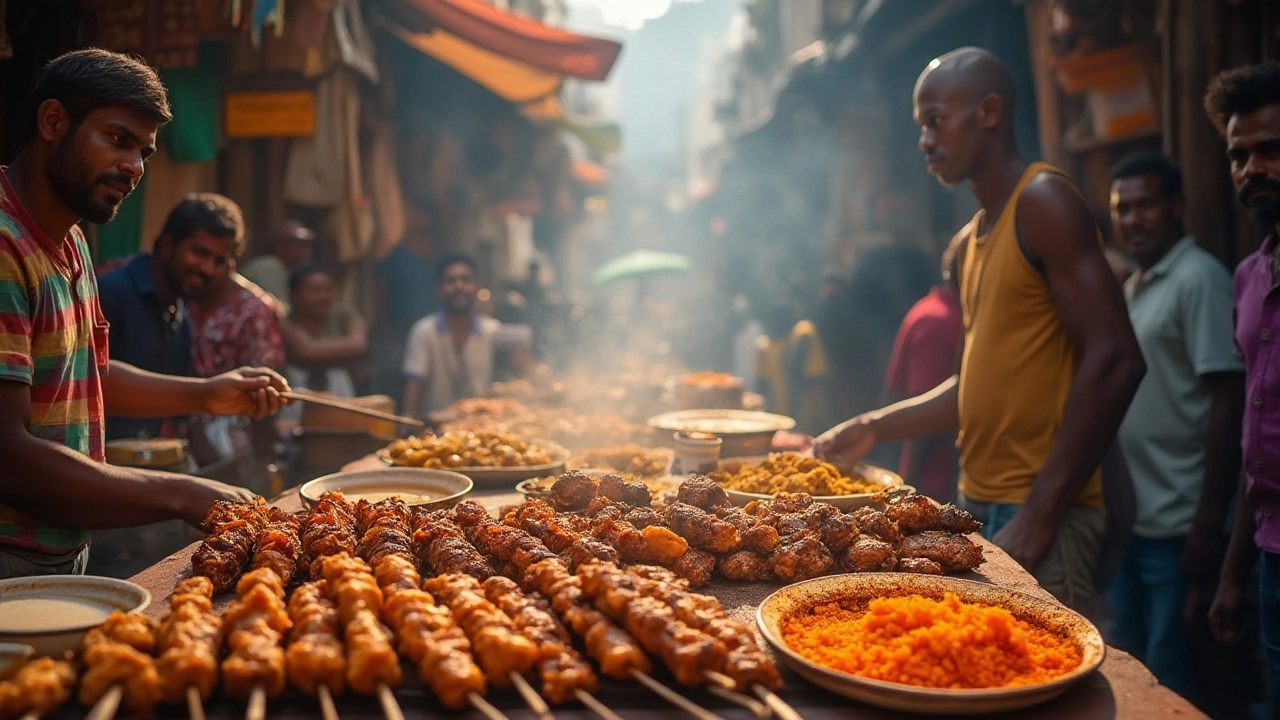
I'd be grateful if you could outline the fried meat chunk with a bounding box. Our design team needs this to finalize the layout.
[899,531,984,572]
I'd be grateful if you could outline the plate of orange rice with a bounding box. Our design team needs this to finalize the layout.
[757,573,1105,715]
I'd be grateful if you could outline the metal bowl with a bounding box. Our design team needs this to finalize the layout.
[647,409,796,458]
[300,467,473,511]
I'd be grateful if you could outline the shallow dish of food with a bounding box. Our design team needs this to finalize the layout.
[379,430,570,485]
[300,467,473,510]
[566,444,673,477]
[757,573,1105,715]
[711,453,912,511]
[0,576,150,656]
[516,470,681,504]
[647,409,796,457]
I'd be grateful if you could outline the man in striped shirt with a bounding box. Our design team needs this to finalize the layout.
[0,49,289,578]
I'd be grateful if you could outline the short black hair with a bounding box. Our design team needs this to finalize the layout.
[288,262,330,295]
[26,48,172,142]
[1204,62,1280,135]
[438,252,478,281]
[1110,152,1184,199]
[159,193,245,255]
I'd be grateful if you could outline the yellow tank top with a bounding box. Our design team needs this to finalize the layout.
[957,162,1103,508]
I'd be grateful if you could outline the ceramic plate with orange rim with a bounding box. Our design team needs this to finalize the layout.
[756,574,1105,715]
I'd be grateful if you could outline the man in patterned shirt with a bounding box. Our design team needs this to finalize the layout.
[0,49,289,577]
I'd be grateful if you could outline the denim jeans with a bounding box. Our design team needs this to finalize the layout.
[958,497,1105,615]
[1104,535,1197,701]
[1260,552,1280,719]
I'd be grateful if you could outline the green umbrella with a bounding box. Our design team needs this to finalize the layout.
[591,250,693,286]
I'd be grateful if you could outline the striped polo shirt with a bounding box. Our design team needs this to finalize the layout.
[0,170,109,553]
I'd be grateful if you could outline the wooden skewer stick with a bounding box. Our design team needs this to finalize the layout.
[377,684,405,720]
[467,692,511,720]
[707,686,769,720]
[629,669,725,720]
[702,671,768,719]
[754,686,804,720]
[85,685,124,720]
[317,685,341,720]
[245,686,266,720]
[187,686,207,720]
[509,671,554,720]
[574,689,628,720]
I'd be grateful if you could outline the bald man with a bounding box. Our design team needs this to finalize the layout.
[816,48,1146,613]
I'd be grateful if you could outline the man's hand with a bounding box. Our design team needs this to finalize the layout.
[991,507,1056,569]
[169,476,256,527]
[1209,577,1247,643]
[813,416,878,466]
[202,367,290,419]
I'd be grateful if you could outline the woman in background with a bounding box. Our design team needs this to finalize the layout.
[281,264,368,401]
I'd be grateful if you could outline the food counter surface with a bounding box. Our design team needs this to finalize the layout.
[113,456,1202,720]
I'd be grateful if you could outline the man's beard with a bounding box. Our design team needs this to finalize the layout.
[46,134,132,225]
[1239,177,1280,226]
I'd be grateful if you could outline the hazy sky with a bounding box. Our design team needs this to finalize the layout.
[568,0,698,30]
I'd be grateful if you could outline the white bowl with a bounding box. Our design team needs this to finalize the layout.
[300,467,474,510]
[0,575,150,657]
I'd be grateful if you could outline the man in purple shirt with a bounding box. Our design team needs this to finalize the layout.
[1205,61,1280,714]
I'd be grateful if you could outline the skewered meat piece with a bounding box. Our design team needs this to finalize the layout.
[412,510,496,579]
[717,550,774,582]
[285,580,346,697]
[382,585,486,709]
[592,563,783,691]
[79,640,163,716]
[508,500,621,568]
[937,504,983,534]
[453,501,652,680]
[577,562,728,687]
[250,508,303,585]
[220,568,291,699]
[90,610,157,654]
[670,548,716,587]
[841,535,898,572]
[899,531,985,572]
[896,557,944,575]
[550,470,598,511]
[301,492,359,579]
[664,503,742,553]
[192,518,261,593]
[156,574,221,702]
[424,573,540,686]
[886,495,943,534]
[356,498,416,568]
[849,507,903,543]
[597,473,652,507]
[0,657,76,720]
[318,554,402,695]
[373,554,422,597]
[203,497,269,533]
[770,530,834,581]
[676,475,730,510]
[481,576,598,704]
[592,513,689,565]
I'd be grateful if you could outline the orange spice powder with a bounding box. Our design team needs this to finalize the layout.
[781,593,1083,690]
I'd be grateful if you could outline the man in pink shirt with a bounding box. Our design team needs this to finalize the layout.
[882,236,963,502]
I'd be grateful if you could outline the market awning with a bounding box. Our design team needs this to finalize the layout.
[388,24,562,104]
[387,0,623,81]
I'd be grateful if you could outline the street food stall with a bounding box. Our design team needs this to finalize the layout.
[0,375,1206,720]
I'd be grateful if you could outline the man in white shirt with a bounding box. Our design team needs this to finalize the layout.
[402,253,532,417]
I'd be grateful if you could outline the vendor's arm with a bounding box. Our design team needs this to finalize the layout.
[993,173,1147,568]
[103,360,288,419]
[0,381,253,527]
